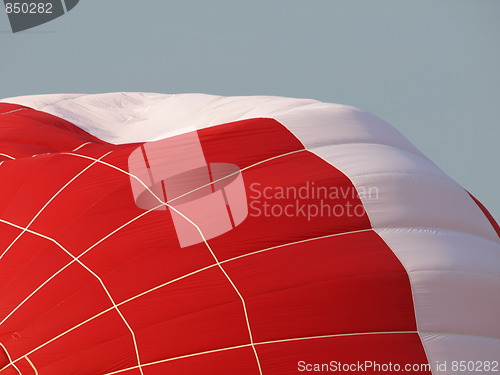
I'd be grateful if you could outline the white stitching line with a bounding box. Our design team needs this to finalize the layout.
[0,153,15,160]
[0,227,373,372]
[24,356,38,375]
[71,142,92,152]
[0,342,22,375]
[0,143,92,163]
[0,151,112,261]
[220,228,372,264]
[99,330,419,375]
[0,219,145,375]
[0,108,27,116]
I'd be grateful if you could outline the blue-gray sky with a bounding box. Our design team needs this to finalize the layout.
[1,0,499,219]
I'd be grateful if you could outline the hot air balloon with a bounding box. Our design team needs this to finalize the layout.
[0,93,498,375]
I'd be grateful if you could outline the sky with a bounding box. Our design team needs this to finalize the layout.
[0,0,499,219]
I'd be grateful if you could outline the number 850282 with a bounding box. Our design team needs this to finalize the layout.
[5,2,53,14]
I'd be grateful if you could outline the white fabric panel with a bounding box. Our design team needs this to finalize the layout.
[420,332,500,375]
[376,228,500,278]
[353,172,496,241]
[312,143,498,242]
[411,270,499,336]
[0,93,84,109]
[311,143,446,181]
[273,103,426,157]
[377,228,500,339]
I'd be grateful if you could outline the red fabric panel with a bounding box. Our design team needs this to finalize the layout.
[198,117,305,169]
[29,311,141,375]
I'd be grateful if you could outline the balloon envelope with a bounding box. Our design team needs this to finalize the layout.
[0,93,498,375]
